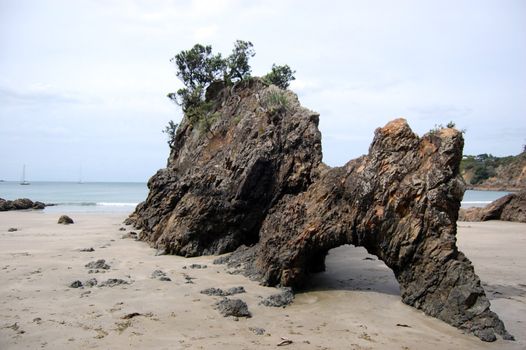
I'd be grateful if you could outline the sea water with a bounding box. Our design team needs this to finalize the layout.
[0,181,147,213]
[0,181,510,212]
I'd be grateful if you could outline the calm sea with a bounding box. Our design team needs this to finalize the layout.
[0,181,510,213]
[0,181,147,213]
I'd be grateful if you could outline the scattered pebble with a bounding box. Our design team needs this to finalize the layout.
[249,327,265,335]
[7,227,18,232]
[151,270,172,281]
[118,227,126,231]
[79,247,95,252]
[187,264,207,269]
[396,323,411,328]
[183,274,195,284]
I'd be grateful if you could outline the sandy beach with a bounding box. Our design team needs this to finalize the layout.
[0,211,524,350]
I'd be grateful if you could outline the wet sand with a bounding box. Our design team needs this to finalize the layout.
[0,212,524,349]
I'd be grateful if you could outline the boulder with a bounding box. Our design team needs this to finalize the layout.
[459,190,526,223]
[129,79,512,341]
[32,201,46,210]
[0,198,13,211]
[11,198,34,210]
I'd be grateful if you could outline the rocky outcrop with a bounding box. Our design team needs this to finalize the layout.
[459,190,526,223]
[0,198,46,211]
[131,80,321,256]
[130,78,512,341]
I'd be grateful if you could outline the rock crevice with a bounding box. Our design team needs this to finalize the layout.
[130,79,512,341]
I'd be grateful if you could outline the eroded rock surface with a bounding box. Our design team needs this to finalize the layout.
[459,190,526,223]
[130,79,512,341]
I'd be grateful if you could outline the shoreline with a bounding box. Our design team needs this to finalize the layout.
[1,211,524,349]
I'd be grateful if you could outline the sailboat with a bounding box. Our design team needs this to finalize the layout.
[20,164,30,185]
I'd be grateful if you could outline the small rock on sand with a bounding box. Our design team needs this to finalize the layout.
[7,227,18,232]
[249,327,265,335]
[215,298,251,318]
[69,280,83,288]
[57,215,74,225]
[259,287,294,307]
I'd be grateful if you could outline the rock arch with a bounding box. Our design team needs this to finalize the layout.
[130,79,512,341]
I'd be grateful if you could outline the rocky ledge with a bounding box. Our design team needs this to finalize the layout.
[129,78,513,341]
[0,198,46,211]
[459,190,526,223]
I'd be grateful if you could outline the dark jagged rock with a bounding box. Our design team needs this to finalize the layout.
[0,198,47,211]
[459,190,526,223]
[129,79,512,341]
[58,215,74,225]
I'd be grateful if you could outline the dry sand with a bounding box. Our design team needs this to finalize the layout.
[0,211,524,350]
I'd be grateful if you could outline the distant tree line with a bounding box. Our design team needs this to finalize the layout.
[461,153,517,185]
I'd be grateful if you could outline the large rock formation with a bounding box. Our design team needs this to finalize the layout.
[459,190,526,222]
[130,78,512,341]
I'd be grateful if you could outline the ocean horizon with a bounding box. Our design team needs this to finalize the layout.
[0,181,511,213]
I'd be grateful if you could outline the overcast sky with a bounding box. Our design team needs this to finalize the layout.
[1,0,525,182]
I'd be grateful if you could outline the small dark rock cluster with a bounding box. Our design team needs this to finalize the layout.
[0,198,46,211]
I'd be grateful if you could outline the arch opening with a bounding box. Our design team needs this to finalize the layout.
[301,244,400,296]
